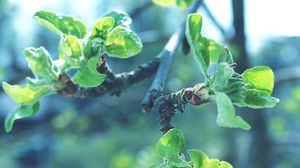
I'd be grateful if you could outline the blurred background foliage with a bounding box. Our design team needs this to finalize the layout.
[0,0,300,168]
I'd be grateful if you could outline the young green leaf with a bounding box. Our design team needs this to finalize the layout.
[186,14,209,77]
[176,0,193,9]
[71,56,106,87]
[211,63,234,92]
[187,149,209,168]
[152,0,175,7]
[83,38,105,59]
[2,82,52,105]
[90,17,115,39]
[59,35,83,59]
[169,156,191,168]
[105,26,142,58]
[104,10,132,28]
[242,66,274,96]
[5,102,40,133]
[216,92,251,130]
[24,47,56,78]
[206,159,233,168]
[156,128,185,158]
[33,10,87,38]
[244,94,279,109]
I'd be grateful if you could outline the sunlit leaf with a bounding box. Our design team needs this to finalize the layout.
[105,26,142,58]
[152,0,175,7]
[90,17,115,39]
[71,56,106,87]
[242,66,274,96]
[104,10,132,27]
[216,92,251,130]
[156,128,185,158]
[24,47,56,78]
[34,10,87,38]
[2,82,52,105]
[176,0,193,9]
[187,149,209,168]
[186,14,209,76]
[5,102,40,133]
[59,35,83,59]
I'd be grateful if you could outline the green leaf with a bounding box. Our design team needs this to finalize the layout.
[176,0,193,9]
[105,26,143,58]
[153,0,175,7]
[244,94,279,109]
[211,63,234,92]
[156,128,185,158]
[71,56,106,87]
[90,17,115,39]
[186,14,209,77]
[83,38,105,59]
[206,159,233,168]
[24,47,56,78]
[147,165,158,168]
[34,10,87,38]
[216,92,251,130]
[5,102,40,133]
[59,35,83,59]
[104,10,132,28]
[2,82,52,105]
[242,66,274,96]
[187,149,209,168]
[169,156,191,168]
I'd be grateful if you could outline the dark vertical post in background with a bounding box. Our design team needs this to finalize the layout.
[230,0,271,168]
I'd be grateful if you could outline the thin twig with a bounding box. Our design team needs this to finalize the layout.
[141,0,204,113]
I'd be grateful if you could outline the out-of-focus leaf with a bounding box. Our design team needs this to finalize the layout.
[152,0,175,7]
[156,128,185,158]
[2,82,52,105]
[71,56,106,87]
[242,66,274,96]
[34,10,87,38]
[5,102,40,133]
[105,26,142,58]
[104,10,132,27]
[216,92,251,130]
[24,47,56,78]
[90,17,115,39]
[176,0,193,9]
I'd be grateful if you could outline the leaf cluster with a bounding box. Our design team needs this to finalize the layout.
[149,129,233,168]
[2,10,142,132]
[185,14,279,130]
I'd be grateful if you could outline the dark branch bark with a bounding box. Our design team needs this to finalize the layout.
[141,0,204,113]
[155,83,209,133]
[74,58,160,98]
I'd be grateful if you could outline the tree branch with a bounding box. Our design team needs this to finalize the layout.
[141,0,204,113]
[154,83,210,133]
